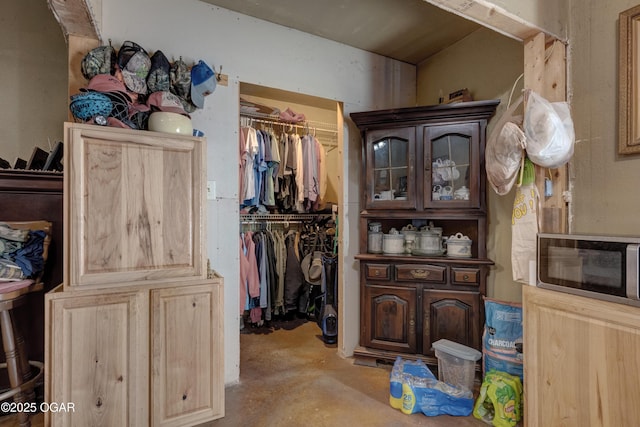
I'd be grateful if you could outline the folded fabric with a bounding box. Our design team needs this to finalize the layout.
[12,230,46,277]
[279,108,306,123]
[0,259,25,280]
[0,237,23,256]
[0,222,29,242]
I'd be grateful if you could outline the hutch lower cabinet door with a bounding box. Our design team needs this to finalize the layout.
[422,289,481,356]
[361,283,418,354]
[45,279,224,427]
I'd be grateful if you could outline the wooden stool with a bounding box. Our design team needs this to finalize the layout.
[0,221,50,427]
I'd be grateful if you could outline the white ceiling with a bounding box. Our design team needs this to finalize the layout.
[198,0,481,65]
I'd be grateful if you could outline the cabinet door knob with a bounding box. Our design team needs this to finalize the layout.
[463,274,469,281]
[411,269,430,279]
[374,270,380,276]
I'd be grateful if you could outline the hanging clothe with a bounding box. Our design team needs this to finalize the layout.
[239,115,328,214]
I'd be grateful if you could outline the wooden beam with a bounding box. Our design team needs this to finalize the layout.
[425,0,551,42]
[48,0,99,41]
[523,33,568,233]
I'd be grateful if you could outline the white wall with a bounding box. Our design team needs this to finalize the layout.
[98,0,416,384]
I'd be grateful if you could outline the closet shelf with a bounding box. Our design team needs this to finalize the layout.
[240,213,333,223]
[240,111,338,138]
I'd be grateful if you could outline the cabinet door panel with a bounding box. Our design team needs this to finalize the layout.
[64,123,207,289]
[46,289,149,427]
[422,290,480,356]
[364,127,416,209]
[151,281,224,426]
[424,122,481,209]
[362,284,417,353]
[524,286,640,427]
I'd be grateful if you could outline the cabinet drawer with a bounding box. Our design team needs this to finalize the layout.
[396,264,446,283]
[451,268,480,286]
[365,264,391,281]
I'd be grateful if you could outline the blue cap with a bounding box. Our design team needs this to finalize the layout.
[190,60,216,109]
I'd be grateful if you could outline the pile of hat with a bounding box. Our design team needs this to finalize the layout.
[69,40,217,133]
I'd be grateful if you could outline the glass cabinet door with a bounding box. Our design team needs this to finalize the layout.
[424,123,480,209]
[365,127,416,209]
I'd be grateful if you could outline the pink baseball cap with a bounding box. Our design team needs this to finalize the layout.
[81,74,132,101]
[146,91,189,117]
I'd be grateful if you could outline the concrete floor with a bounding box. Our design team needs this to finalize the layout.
[0,317,487,427]
[207,317,487,427]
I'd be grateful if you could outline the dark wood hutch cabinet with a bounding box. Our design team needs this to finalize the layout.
[350,100,499,367]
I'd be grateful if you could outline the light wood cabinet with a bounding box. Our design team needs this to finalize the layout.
[523,286,640,427]
[151,283,224,427]
[45,123,224,426]
[351,101,498,366]
[63,123,206,290]
[45,286,150,426]
[45,279,224,427]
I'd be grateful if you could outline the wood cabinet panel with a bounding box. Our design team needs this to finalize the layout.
[45,287,149,427]
[151,282,224,427]
[451,267,480,286]
[364,263,391,281]
[46,279,224,427]
[422,290,480,356]
[523,286,640,427]
[396,264,446,283]
[363,127,416,210]
[362,284,417,354]
[64,123,206,289]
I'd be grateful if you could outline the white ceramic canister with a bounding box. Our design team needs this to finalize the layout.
[382,228,405,254]
[415,229,443,254]
[446,233,472,257]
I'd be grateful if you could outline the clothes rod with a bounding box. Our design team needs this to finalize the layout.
[240,114,338,135]
[240,213,333,222]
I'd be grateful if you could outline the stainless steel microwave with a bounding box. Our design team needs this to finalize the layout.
[537,233,640,307]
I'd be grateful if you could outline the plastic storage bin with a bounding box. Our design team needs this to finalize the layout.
[432,339,482,393]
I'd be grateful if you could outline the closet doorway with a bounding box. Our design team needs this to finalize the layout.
[238,82,344,354]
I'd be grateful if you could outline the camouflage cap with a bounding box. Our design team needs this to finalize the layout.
[170,58,191,100]
[81,45,117,80]
[147,50,171,93]
[121,51,151,95]
[118,41,151,95]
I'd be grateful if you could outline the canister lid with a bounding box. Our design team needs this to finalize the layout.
[432,339,482,361]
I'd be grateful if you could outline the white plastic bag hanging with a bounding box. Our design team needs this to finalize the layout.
[523,90,575,168]
[486,95,526,195]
